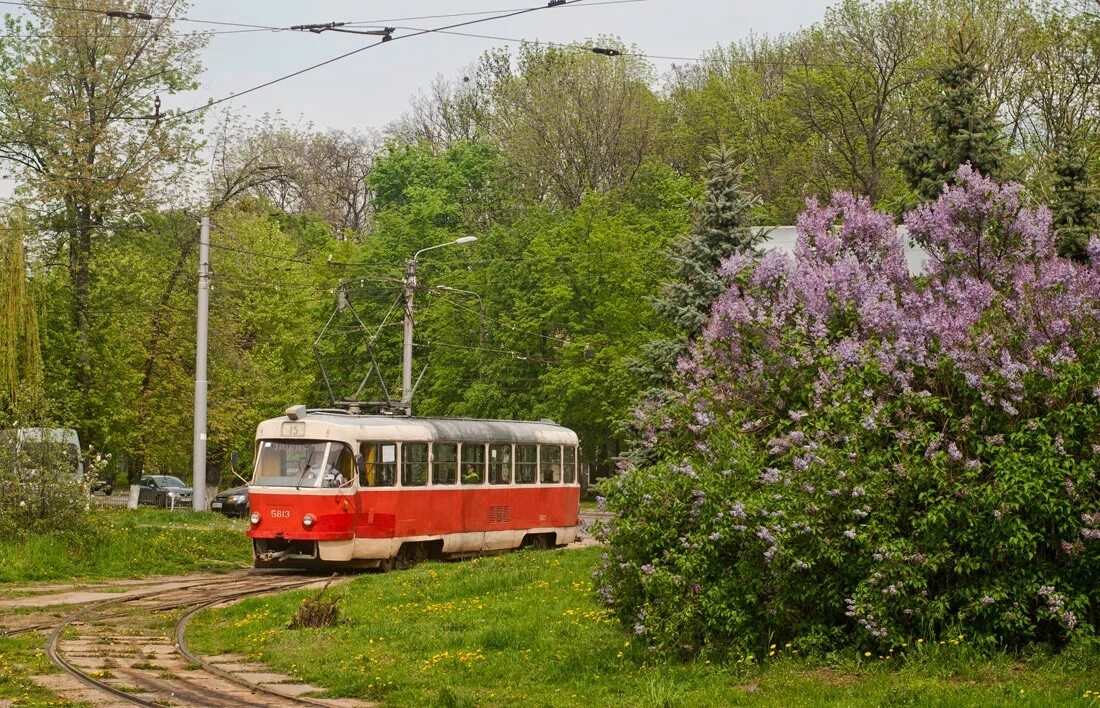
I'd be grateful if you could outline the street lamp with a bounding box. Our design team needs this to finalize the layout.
[401,236,478,414]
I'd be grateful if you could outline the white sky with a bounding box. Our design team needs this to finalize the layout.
[181,0,836,132]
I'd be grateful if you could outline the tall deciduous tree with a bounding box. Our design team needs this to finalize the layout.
[674,40,814,222]
[209,113,381,235]
[388,51,510,150]
[785,0,928,204]
[901,36,1009,200]
[0,1,206,409]
[492,39,663,207]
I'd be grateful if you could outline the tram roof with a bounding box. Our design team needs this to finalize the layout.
[257,409,579,445]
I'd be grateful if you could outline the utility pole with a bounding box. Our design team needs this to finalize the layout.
[401,258,416,415]
[400,236,478,416]
[192,217,209,511]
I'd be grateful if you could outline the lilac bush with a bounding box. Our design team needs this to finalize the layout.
[597,167,1100,655]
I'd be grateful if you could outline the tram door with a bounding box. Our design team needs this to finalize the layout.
[357,441,398,538]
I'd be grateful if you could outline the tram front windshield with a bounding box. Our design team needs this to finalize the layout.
[253,440,354,488]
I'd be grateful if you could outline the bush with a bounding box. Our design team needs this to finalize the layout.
[0,396,101,538]
[288,578,341,629]
[598,167,1100,656]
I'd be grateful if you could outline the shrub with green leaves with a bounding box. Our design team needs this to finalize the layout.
[597,167,1100,656]
[0,394,101,537]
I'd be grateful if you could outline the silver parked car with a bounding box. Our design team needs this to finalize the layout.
[138,475,193,508]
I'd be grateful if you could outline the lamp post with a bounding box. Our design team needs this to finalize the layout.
[401,236,477,414]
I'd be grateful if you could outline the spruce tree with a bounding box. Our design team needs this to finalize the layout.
[639,145,762,385]
[1049,139,1098,262]
[902,38,1008,201]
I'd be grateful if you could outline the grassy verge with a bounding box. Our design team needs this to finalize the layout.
[0,636,88,706]
[0,508,251,583]
[186,547,1100,707]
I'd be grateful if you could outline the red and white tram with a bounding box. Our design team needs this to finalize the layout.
[247,405,581,568]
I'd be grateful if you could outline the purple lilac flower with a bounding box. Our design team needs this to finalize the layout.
[760,468,782,484]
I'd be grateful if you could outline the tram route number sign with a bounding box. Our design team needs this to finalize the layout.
[281,422,306,437]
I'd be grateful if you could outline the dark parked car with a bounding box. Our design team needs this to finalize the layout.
[211,485,249,517]
[90,477,114,495]
[138,475,192,508]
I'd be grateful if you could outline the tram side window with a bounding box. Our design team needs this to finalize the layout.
[360,442,397,487]
[564,446,577,484]
[402,443,428,487]
[433,443,457,485]
[540,445,561,484]
[461,443,486,485]
[488,444,512,485]
[515,444,537,484]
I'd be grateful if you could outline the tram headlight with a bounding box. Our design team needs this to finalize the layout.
[303,514,315,528]
[249,512,260,524]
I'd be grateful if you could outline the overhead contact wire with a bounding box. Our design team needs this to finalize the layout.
[169,0,590,120]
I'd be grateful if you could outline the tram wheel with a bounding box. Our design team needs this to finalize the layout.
[524,533,553,551]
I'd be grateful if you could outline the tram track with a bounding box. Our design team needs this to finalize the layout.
[27,571,365,707]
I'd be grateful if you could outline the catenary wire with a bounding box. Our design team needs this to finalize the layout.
[391,25,702,63]
[0,0,645,39]
[168,0,592,121]
[342,0,647,26]
[0,0,281,30]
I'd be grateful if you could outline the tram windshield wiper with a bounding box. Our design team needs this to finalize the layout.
[294,447,318,490]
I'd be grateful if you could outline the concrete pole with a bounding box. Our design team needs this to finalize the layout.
[401,258,416,415]
[192,217,210,511]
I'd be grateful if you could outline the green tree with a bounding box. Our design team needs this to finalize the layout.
[901,36,1009,200]
[639,146,762,386]
[0,1,205,419]
[1049,138,1098,261]
[785,0,928,205]
[663,39,815,223]
[360,140,691,473]
[491,39,663,208]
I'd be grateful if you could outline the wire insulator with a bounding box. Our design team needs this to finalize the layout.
[107,10,153,20]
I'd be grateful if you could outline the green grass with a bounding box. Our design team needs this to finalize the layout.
[0,635,89,706]
[0,508,252,583]
[185,547,1100,707]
